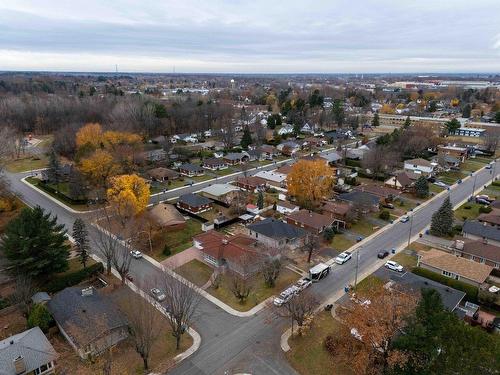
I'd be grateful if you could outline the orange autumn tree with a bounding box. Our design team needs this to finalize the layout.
[107,174,150,224]
[76,123,103,149]
[287,160,335,208]
[102,130,142,150]
[79,149,120,188]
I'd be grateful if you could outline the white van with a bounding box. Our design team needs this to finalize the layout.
[309,263,330,282]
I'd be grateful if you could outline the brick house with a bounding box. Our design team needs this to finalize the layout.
[286,209,335,234]
[234,176,267,192]
[177,193,213,214]
[452,239,500,269]
[179,163,205,177]
[202,158,228,171]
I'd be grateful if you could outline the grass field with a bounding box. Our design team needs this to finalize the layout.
[354,274,384,293]
[391,251,418,269]
[330,234,356,252]
[454,202,484,221]
[5,156,48,173]
[25,177,91,211]
[174,259,213,287]
[349,219,381,237]
[437,170,467,185]
[151,219,203,261]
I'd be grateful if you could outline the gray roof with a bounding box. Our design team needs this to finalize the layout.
[47,287,127,348]
[224,152,247,160]
[178,193,212,207]
[248,218,305,240]
[463,220,500,242]
[200,184,239,197]
[0,327,57,375]
[338,191,380,206]
[179,163,204,172]
[321,151,342,163]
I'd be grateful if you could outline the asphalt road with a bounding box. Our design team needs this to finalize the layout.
[4,158,498,375]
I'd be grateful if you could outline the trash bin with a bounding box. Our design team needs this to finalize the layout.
[391,248,396,254]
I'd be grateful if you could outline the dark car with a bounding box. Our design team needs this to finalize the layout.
[377,251,389,259]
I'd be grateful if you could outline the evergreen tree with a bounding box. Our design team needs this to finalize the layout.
[48,150,60,185]
[72,218,89,268]
[293,122,301,136]
[332,100,345,128]
[403,116,411,128]
[445,118,461,134]
[1,206,69,277]
[240,125,253,150]
[372,112,380,127]
[462,103,472,118]
[495,111,500,124]
[414,175,429,198]
[430,196,453,237]
[257,191,264,209]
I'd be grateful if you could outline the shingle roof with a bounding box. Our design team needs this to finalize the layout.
[287,210,335,230]
[462,240,500,263]
[405,158,433,167]
[200,184,239,197]
[203,157,227,166]
[194,231,260,264]
[248,218,305,240]
[477,209,500,226]
[0,327,57,375]
[419,249,493,284]
[47,287,127,348]
[149,203,186,227]
[179,163,204,172]
[338,191,380,206]
[463,220,500,242]
[178,193,212,207]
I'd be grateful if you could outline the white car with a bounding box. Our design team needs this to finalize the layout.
[296,278,312,291]
[400,215,410,223]
[385,261,404,272]
[335,251,352,265]
[150,288,166,302]
[130,250,143,259]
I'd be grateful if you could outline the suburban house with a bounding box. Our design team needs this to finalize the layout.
[320,151,343,165]
[199,184,240,205]
[179,163,205,177]
[253,170,287,190]
[477,209,500,227]
[275,164,293,175]
[247,217,306,249]
[321,201,351,228]
[417,248,493,287]
[453,127,486,137]
[286,209,335,234]
[177,193,213,214]
[304,137,327,148]
[346,145,370,160]
[403,158,436,175]
[276,200,300,215]
[277,124,294,135]
[140,148,167,162]
[433,154,461,170]
[338,191,380,212]
[223,152,249,165]
[0,327,58,375]
[300,123,314,134]
[452,239,500,269]
[277,141,300,156]
[48,287,128,359]
[193,231,261,276]
[259,145,280,159]
[149,203,186,230]
[354,185,399,202]
[463,220,500,247]
[234,176,267,192]
[202,158,228,171]
[147,167,180,182]
[437,145,468,162]
[384,171,417,191]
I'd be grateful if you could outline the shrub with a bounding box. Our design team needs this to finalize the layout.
[412,267,478,300]
[379,210,390,221]
[163,245,171,256]
[492,181,500,187]
[45,262,104,293]
[323,227,335,241]
[28,304,53,332]
[479,206,492,214]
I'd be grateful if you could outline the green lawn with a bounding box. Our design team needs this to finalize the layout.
[207,268,299,311]
[25,177,91,211]
[152,219,203,261]
[287,312,353,375]
[354,275,384,294]
[174,259,213,287]
[462,160,488,173]
[454,202,484,221]
[391,251,418,269]
[349,219,380,237]
[214,167,237,176]
[330,234,356,252]
[437,170,467,185]
[5,156,48,173]
[429,184,445,194]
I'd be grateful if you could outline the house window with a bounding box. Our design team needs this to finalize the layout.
[442,270,459,280]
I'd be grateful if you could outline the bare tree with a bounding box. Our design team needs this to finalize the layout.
[89,209,118,275]
[161,273,201,350]
[228,271,254,304]
[217,112,236,149]
[260,255,282,288]
[304,233,320,263]
[10,275,36,315]
[275,290,318,335]
[484,128,500,152]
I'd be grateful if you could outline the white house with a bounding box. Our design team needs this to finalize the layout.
[301,123,314,134]
[276,200,300,215]
[278,124,294,135]
[403,158,436,175]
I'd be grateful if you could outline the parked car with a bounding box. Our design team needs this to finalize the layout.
[476,198,491,205]
[335,251,352,265]
[486,164,492,170]
[274,286,300,306]
[381,203,394,209]
[400,215,410,223]
[434,181,448,188]
[296,278,312,291]
[377,251,389,259]
[385,261,404,272]
[130,250,143,259]
[150,288,166,302]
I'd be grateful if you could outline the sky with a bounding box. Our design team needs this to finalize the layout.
[0,0,499,73]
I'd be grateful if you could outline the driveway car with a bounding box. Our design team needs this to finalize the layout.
[335,251,352,265]
[150,288,166,302]
[130,250,143,259]
[377,251,389,259]
[385,261,404,272]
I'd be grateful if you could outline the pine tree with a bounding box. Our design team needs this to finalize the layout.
[403,116,411,128]
[48,150,60,185]
[257,191,264,209]
[414,176,429,198]
[240,125,253,150]
[430,196,453,237]
[372,113,380,127]
[1,206,70,277]
[72,218,89,268]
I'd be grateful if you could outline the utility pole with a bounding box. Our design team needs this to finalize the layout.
[354,246,361,289]
[407,213,414,248]
[471,172,478,198]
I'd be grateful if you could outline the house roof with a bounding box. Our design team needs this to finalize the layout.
[200,184,239,197]
[254,170,287,183]
[277,200,299,210]
[194,231,260,264]
[338,191,380,206]
[224,152,247,161]
[477,210,500,226]
[354,185,400,199]
[48,287,127,348]
[0,327,57,375]
[275,164,293,175]
[248,218,305,240]
[203,157,227,166]
[390,172,413,187]
[287,210,335,230]
[321,151,342,163]
[419,249,493,284]
[31,292,51,305]
[461,240,500,263]
[149,203,186,227]
[179,163,204,172]
[463,220,500,242]
[405,158,433,167]
[235,176,267,187]
[260,145,277,154]
[322,201,351,216]
[178,193,212,207]
[147,167,179,179]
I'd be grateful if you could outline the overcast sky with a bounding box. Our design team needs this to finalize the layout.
[0,0,499,73]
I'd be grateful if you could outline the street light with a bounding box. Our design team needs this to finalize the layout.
[470,172,478,199]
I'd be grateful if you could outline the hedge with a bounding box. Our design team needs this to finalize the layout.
[46,262,104,293]
[412,267,478,301]
[345,159,361,168]
[37,182,88,205]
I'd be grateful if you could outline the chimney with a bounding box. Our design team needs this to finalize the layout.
[14,356,26,375]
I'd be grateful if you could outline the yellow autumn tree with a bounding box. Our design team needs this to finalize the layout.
[76,123,103,149]
[380,104,395,114]
[287,160,335,208]
[107,174,150,223]
[102,130,142,150]
[79,149,120,188]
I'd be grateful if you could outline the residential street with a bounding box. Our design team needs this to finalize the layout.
[4,160,499,375]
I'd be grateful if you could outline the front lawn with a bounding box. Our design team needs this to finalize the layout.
[454,202,484,221]
[330,234,355,252]
[25,177,91,211]
[354,275,384,293]
[150,219,203,261]
[391,251,418,269]
[5,156,48,173]
[349,219,380,237]
[287,312,353,375]
[429,184,445,194]
[207,268,299,311]
[437,170,467,185]
[174,259,213,287]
